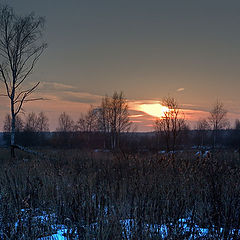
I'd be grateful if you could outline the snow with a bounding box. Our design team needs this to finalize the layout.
[36,218,218,239]
[6,210,240,239]
[38,227,67,240]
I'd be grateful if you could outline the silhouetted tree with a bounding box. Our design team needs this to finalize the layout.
[37,112,49,132]
[154,96,186,152]
[24,112,39,132]
[98,92,131,149]
[54,112,75,148]
[98,95,111,149]
[75,106,99,148]
[23,112,39,146]
[76,106,98,133]
[196,118,210,148]
[3,113,24,145]
[21,112,49,146]
[0,5,47,157]
[57,112,74,132]
[235,119,240,130]
[232,119,240,150]
[3,113,24,132]
[208,100,229,148]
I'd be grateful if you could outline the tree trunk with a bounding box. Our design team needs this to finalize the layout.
[11,100,16,158]
[213,130,216,149]
[111,132,116,150]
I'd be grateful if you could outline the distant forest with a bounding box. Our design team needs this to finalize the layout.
[2,96,240,152]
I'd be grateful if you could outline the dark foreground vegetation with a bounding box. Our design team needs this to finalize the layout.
[0,148,240,239]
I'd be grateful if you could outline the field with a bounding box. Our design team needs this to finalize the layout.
[0,148,240,239]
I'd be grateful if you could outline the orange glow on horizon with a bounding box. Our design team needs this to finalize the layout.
[138,103,169,118]
[129,114,144,118]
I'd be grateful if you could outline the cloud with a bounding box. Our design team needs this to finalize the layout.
[59,91,102,104]
[38,82,75,91]
[177,88,185,92]
[129,114,144,118]
[31,81,102,104]
[181,103,196,107]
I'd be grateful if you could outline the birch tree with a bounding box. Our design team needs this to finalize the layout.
[0,5,47,157]
[98,92,131,149]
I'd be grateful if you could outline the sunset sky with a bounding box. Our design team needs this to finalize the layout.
[1,0,240,131]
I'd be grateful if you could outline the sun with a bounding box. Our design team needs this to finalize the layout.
[138,103,169,118]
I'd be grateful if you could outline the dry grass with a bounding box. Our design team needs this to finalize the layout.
[0,149,240,239]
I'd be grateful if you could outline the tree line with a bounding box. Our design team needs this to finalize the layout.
[154,98,232,152]
[2,91,132,149]
[2,92,240,152]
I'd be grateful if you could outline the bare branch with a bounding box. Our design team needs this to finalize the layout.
[15,45,46,88]
[0,5,46,153]
[14,81,40,102]
[0,64,11,98]
[15,97,44,103]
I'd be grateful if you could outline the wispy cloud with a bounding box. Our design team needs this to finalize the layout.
[32,81,102,104]
[38,82,75,91]
[59,91,102,104]
[129,114,144,118]
[177,88,185,92]
[182,103,196,107]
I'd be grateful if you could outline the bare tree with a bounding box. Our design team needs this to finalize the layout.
[75,106,99,148]
[76,106,98,133]
[3,113,23,132]
[22,112,49,146]
[24,112,38,132]
[23,112,49,132]
[3,113,24,146]
[0,5,47,157]
[154,96,186,152]
[235,119,240,130]
[23,112,39,146]
[98,95,111,149]
[55,112,74,148]
[208,100,229,148]
[57,112,74,132]
[196,118,210,148]
[37,112,49,132]
[98,91,131,149]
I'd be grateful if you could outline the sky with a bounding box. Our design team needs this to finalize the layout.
[0,0,240,131]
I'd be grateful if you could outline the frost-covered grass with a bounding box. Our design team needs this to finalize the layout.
[36,216,240,239]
